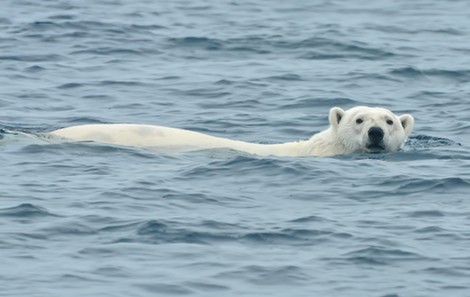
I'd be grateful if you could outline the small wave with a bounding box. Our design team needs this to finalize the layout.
[135,283,193,295]
[107,219,347,246]
[412,226,464,241]
[70,47,145,56]
[136,220,168,235]
[240,228,331,245]
[168,36,272,54]
[414,226,446,233]
[59,273,102,282]
[178,156,306,180]
[0,203,58,218]
[389,67,470,82]
[56,117,107,125]
[40,221,97,236]
[127,219,233,244]
[266,74,303,81]
[99,80,144,86]
[0,129,46,144]
[215,264,310,285]
[296,37,396,60]
[184,281,230,292]
[57,82,83,89]
[0,17,10,24]
[417,267,470,278]
[100,221,155,233]
[24,65,45,73]
[15,19,164,38]
[407,210,446,218]
[388,66,426,78]
[168,36,223,50]
[341,246,427,265]
[399,177,470,193]
[288,215,330,223]
[179,87,231,99]
[48,14,75,20]
[166,35,396,60]
[367,24,464,36]
[407,135,461,148]
[17,141,138,156]
[0,54,64,62]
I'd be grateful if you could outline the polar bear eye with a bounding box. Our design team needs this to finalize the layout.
[356,118,363,124]
[386,119,394,125]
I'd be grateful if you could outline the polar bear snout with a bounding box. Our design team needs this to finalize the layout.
[368,127,384,143]
[366,126,386,152]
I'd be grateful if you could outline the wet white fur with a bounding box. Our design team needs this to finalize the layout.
[50,106,414,157]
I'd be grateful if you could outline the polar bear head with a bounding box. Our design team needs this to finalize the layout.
[329,106,414,154]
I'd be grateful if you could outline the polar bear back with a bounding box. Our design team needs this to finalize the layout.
[51,123,311,156]
[51,124,233,150]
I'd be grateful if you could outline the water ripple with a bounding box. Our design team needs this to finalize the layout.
[341,246,428,265]
[389,67,470,82]
[0,203,58,218]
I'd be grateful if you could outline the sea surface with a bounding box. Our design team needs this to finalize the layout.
[1,1,470,296]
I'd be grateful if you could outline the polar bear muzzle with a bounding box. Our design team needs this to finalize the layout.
[368,127,384,143]
[366,126,386,151]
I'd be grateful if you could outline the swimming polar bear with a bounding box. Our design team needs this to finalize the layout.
[50,106,414,157]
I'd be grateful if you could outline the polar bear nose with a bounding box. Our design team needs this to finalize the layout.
[368,127,384,142]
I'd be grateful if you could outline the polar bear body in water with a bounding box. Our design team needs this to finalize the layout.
[50,106,414,157]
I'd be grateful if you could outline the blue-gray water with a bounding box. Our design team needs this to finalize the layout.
[1,1,470,296]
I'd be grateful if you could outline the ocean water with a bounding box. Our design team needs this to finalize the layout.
[1,0,470,296]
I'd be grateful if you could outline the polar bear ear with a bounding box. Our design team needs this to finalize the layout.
[329,107,345,129]
[399,114,414,136]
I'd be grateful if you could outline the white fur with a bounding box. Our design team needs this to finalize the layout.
[49,106,414,157]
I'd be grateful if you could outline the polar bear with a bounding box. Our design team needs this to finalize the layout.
[50,106,414,157]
